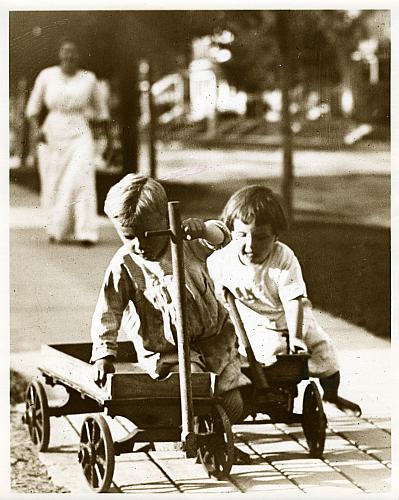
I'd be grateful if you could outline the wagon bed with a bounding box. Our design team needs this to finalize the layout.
[24,340,233,492]
[38,341,213,405]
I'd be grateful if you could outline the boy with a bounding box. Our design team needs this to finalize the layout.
[207,184,361,416]
[90,174,249,423]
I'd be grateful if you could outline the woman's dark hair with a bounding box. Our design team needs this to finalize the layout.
[58,35,79,49]
[221,185,289,235]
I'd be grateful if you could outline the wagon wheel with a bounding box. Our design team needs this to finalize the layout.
[78,415,115,493]
[195,404,234,479]
[24,379,50,452]
[302,381,327,458]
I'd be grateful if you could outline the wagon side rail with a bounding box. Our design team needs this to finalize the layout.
[38,343,215,418]
[38,344,113,406]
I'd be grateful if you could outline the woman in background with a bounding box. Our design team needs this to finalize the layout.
[26,37,111,246]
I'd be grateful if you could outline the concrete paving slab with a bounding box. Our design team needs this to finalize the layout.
[148,450,239,494]
[325,449,391,494]
[227,442,299,492]
[113,453,179,495]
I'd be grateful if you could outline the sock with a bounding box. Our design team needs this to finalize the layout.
[319,371,340,401]
[221,388,244,424]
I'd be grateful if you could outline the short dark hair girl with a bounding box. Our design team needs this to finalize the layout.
[221,185,289,235]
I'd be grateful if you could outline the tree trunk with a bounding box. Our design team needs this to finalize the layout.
[116,16,140,176]
[276,11,294,223]
[119,63,139,175]
[148,61,158,178]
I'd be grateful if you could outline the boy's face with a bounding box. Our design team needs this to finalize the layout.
[232,219,276,265]
[113,212,169,261]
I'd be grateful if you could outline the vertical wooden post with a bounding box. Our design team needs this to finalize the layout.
[148,61,157,179]
[119,61,139,175]
[276,10,294,224]
[168,202,196,457]
[138,59,157,178]
[17,78,30,168]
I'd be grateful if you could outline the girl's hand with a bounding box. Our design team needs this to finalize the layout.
[181,218,206,240]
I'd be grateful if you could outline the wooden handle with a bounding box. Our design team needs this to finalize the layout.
[223,288,270,390]
[168,202,196,457]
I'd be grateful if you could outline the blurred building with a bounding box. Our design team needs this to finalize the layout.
[189,35,246,125]
[10,10,390,167]
[349,10,390,125]
[147,11,390,145]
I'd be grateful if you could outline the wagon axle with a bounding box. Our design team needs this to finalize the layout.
[23,405,36,426]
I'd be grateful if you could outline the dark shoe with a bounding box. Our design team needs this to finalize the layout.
[323,394,362,417]
[80,240,95,248]
[319,372,361,417]
[233,446,252,465]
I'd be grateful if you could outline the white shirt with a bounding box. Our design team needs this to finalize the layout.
[26,66,109,141]
[90,222,231,377]
[207,240,307,332]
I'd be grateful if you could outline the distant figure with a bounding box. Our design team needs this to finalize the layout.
[25,37,111,246]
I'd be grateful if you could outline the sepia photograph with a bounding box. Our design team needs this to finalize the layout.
[5,2,395,496]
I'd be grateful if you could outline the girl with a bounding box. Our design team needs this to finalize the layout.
[207,185,361,416]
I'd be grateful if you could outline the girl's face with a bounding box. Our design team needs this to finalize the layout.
[232,219,276,265]
[114,212,169,261]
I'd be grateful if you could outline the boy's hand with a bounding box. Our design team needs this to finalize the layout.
[92,357,115,387]
[182,218,206,240]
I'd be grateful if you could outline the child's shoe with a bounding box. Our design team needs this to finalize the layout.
[323,393,362,417]
[233,446,252,465]
[319,371,362,417]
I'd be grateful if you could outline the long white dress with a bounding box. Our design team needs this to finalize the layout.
[26,66,109,243]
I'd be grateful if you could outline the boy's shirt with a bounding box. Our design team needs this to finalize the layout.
[90,222,230,375]
[207,240,307,332]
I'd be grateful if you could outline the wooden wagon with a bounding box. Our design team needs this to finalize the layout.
[23,201,234,492]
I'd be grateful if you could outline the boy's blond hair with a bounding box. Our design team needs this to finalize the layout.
[104,174,168,229]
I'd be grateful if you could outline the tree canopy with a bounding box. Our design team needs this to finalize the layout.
[10,10,374,91]
[9,10,217,84]
[199,10,373,93]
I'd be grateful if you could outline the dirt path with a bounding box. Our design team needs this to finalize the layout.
[10,410,70,493]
